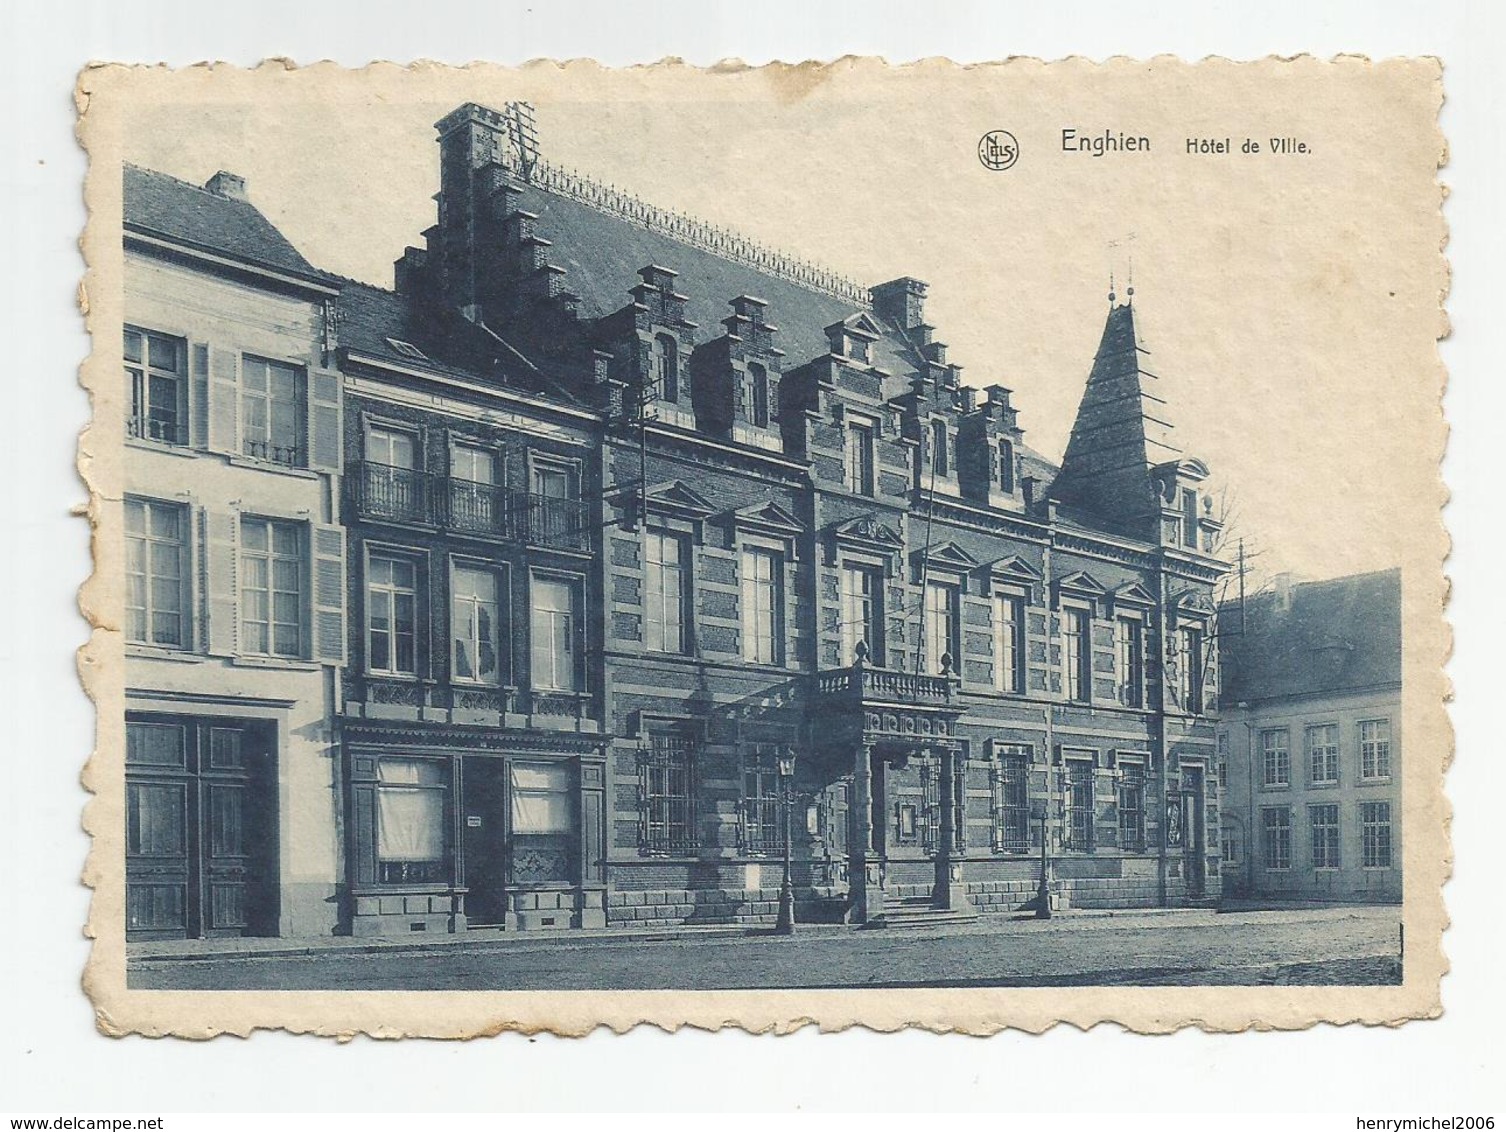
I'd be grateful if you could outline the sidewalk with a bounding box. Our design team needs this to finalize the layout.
[126,902,1396,965]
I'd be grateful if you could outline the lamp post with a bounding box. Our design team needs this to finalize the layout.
[775,747,798,935]
[1033,799,1052,920]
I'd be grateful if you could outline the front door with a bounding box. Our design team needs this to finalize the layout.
[1181,766,1207,899]
[461,757,509,927]
[125,714,276,939]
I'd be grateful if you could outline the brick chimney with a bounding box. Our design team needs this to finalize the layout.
[203,171,248,202]
[871,276,928,330]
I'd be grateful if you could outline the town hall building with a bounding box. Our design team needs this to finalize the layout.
[121,100,1231,939]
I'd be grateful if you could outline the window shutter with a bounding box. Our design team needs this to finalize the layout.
[308,369,342,472]
[312,523,347,664]
[204,507,239,656]
[189,343,210,450]
[207,346,239,455]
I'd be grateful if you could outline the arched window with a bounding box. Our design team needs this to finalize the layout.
[998,437,1015,493]
[654,334,679,403]
[749,363,769,428]
[931,419,949,477]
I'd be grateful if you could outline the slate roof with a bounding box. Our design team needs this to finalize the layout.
[1219,568,1401,705]
[513,181,918,393]
[124,164,323,280]
[1049,301,1180,522]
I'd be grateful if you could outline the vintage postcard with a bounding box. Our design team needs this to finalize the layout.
[76,56,1448,1037]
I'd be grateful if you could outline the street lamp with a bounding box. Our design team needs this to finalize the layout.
[775,746,798,935]
[1032,798,1052,920]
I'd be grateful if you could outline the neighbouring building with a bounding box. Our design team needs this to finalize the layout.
[120,100,1233,939]
[1217,569,1402,903]
[122,166,346,940]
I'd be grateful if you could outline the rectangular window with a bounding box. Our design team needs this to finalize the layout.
[376,758,448,884]
[1064,758,1094,851]
[125,498,188,648]
[1117,617,1143,707]
[1181,626,1205,714]
[1118,764,1146,850]
[1261,728,1290,787]
[995,748,1030,851]
[510,763,572,834]
[998,438,1015,493]
[124,327,187,445]
[367,554,417,676]
[740,745,785,855]
[840,564,884,666]
[1221,828,1241,865]
[1182,488,1199,549]
[740,547,783,665]
[925,581,960,675]
[1362,801,1393,868]
[993,594,1025,694]
[845,420,875,495]
[452,565,503,685]
[644,531,689,654]
[241,356,306,466]
[530,575,579,692]
[1262,807,1292,870]
[1360,719,1393,780]
[1064,608,1091,703]
[1307,723,1340,785]
[449,442,501,533]
[640,734,694,854]
[240,517,304,659]
[749,363,770,428]
[1310,803,1341,870]
[1217,730,1230,788]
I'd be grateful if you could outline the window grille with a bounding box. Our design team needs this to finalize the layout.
[738,745,785,855]
[1063,759,1094,851]
[1118,764,1146,850]
[993,748,1030,851]
[1361,801,1393,868]
[639,734,696,855]
[1310,803,1341,869]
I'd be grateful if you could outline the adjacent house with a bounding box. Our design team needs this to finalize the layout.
[1217,569,1402,903]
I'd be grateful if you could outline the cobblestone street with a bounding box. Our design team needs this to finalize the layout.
[129,904,1402,990]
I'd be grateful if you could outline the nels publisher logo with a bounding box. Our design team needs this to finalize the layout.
[978,129,1019,171]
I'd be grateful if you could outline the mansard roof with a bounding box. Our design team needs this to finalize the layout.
[1219,568,1402,705]
[501,176,917,385]
[124,164,324,281]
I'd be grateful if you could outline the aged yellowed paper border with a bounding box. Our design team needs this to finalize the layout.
[77,57,1449,1036]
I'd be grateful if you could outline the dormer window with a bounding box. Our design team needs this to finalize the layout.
[998,438,1015,493]
[930,419,949,477]
[749,362,769,428]
[845,418,876,495]
[848,337,869,363]
[654,333,679,402]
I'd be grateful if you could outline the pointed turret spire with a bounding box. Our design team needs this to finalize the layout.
[1048,299,1181,534]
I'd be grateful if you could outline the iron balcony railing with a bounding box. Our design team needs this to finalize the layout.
[127,413,189,446]
[351,462,591,551]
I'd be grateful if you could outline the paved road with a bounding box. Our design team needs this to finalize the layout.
[129,906,1402,990]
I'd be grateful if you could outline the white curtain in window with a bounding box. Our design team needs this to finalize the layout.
[377,759,445,861]
[510,763,571,833]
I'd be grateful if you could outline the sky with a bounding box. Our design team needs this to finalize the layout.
[111,59,1446,586]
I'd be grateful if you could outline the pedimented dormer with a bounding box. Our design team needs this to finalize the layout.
[825,312,883,364]
[1151,457,1221,554]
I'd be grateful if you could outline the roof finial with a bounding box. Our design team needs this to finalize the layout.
[1127,254,1135,304]
[1108,267,1116,305]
